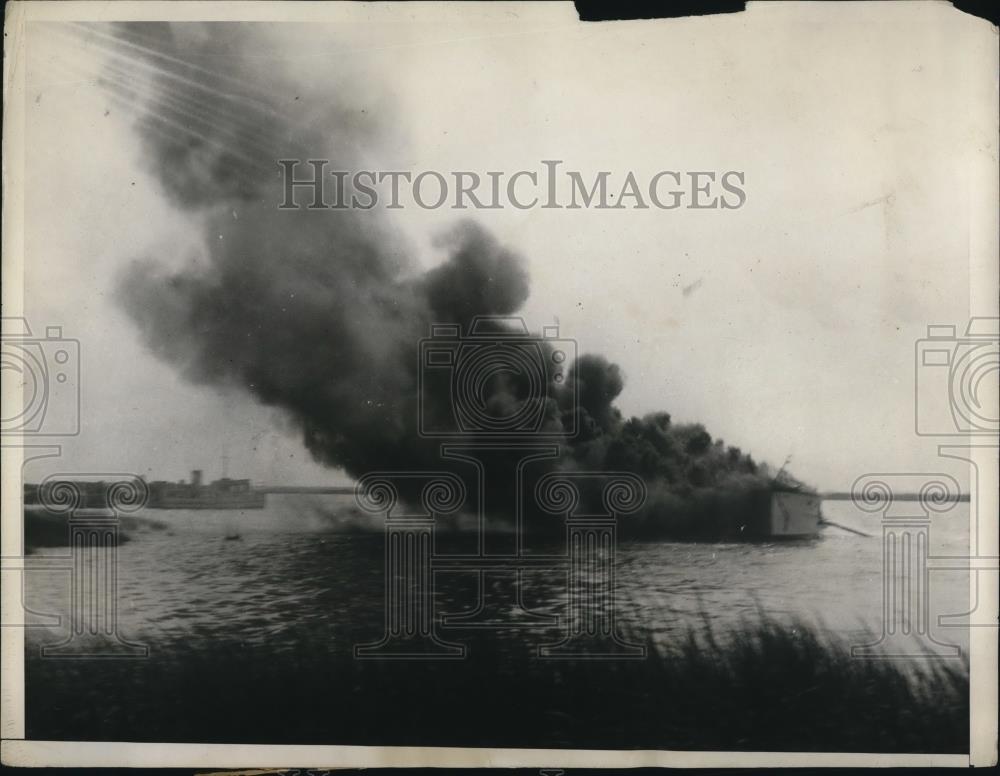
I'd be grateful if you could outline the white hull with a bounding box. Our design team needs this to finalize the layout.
[769,491,822,538]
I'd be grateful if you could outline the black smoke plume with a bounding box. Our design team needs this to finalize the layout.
[109,23,779,536]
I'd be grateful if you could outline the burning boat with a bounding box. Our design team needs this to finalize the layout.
[741,480,822,539]
[626,464,823,542]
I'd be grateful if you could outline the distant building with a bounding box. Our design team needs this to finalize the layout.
[147,470,265,509]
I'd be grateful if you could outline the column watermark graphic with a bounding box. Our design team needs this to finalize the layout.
[852,317,999,660]
[850,474,963,659]
[35,474,149,658]
[356,317,644,660]
[2,317,147,659]
[1,445,64,632]
[354,472,467,660]
[534,471,646,659]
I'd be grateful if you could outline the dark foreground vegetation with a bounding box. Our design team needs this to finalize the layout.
[27,618,967,752]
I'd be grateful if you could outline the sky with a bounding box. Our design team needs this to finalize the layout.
[15,1,996,490]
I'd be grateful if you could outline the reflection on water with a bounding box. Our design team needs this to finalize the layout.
[24,496,971,658]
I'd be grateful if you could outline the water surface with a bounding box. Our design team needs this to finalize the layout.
[24,495,971,658]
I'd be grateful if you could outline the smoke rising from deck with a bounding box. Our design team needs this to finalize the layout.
[112,23,773,529]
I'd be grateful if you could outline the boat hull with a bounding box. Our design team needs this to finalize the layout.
[767,490,822,538]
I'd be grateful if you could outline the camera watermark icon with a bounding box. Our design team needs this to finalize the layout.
[850,473,964,660]
[418,316,577,439]
[1,317,80,437]
[910,317,1000,635]
[24,474,149,658]
[361,318,643,660]
[915,317,999,436]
